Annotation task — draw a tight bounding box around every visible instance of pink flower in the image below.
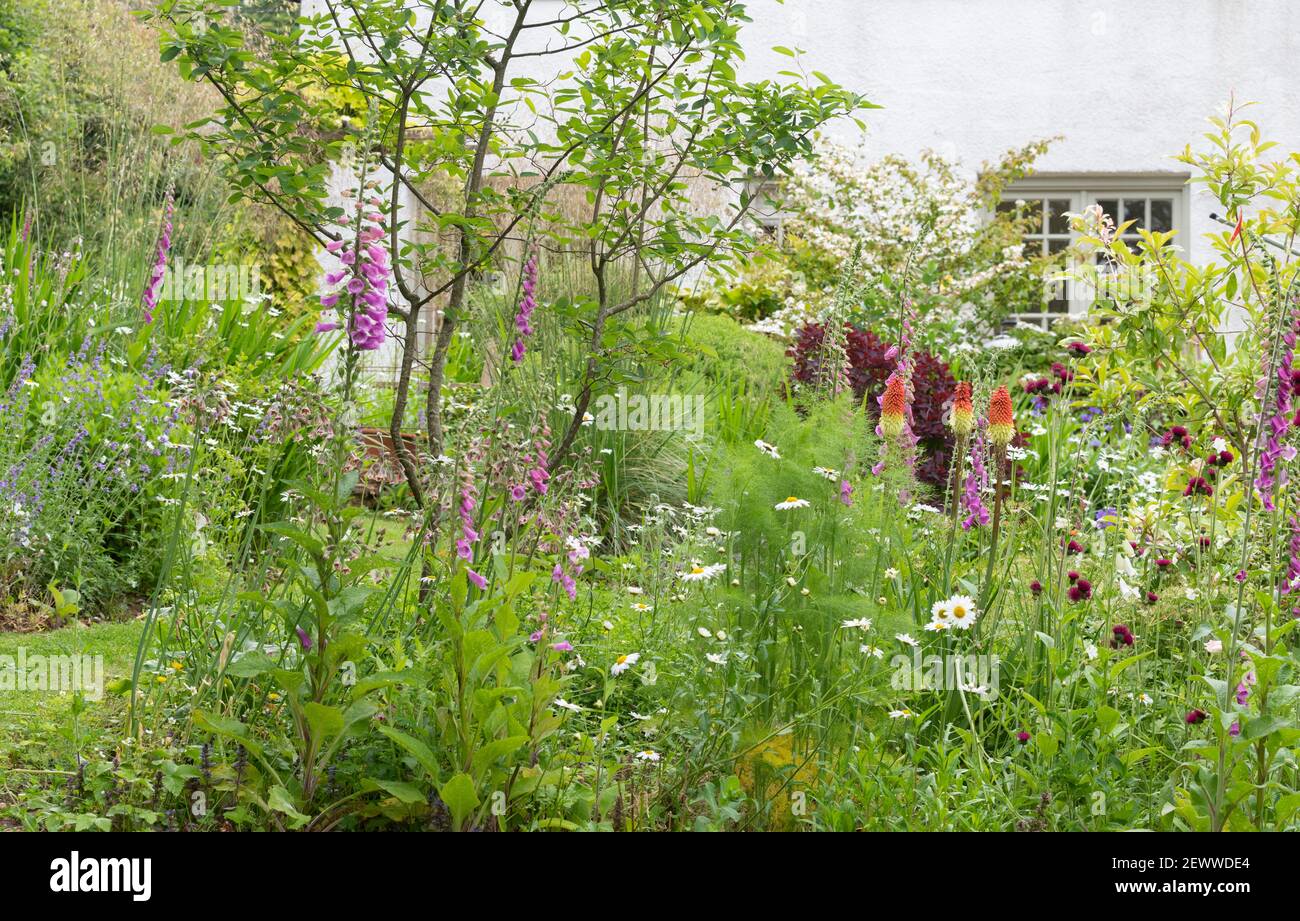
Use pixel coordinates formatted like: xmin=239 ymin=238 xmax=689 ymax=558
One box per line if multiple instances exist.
xmin=466 ymin=568 xmax=488 ymax=590
xmin=511 ymin=252 xmax=539 ymax=364
xmin=141 ymin=189 xmax=175 ymax=324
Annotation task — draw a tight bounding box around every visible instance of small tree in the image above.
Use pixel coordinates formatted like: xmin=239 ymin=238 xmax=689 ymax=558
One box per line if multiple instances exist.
xmin=145 ymin=0 xmax=867 ymax=501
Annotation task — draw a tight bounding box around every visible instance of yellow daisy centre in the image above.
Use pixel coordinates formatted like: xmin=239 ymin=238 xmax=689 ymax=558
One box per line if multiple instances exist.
xmin=785 ymin=496 xmax=798 ymax=503
xmin=616 ymin=655 xmax=628 ymax=665
xmin=952 ymin=604 xmax=968 ymax=620
xmin=691 ymin=566 xmax=705 ymax=574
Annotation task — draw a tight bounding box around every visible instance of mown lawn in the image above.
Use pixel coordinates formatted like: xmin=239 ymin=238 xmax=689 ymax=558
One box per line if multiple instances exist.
xmin=0 ymin=620 xmax=144 ymax=826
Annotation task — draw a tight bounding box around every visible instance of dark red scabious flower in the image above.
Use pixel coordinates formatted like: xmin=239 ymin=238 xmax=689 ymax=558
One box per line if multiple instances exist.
xmin=1024 ymin=377 xmax=1052 ymax=395
xmin=1183 ymin=476 xmax=1213 ymax=497
xmin=1068 ymin=578 xmax=1093 ymax=603
xmin=1067 ymin=570 xmax=1079 ymax=583
xmin=1066 ymin=342 xmax=1092 ymax=356
xmin=1016 ymin=731 xmax=1031 ymax=744
xmin=1217 ymin=450 xmax=1234 ymax=466
xmin=1065 ymin=539 xmax=1084 ymax=555
xmin=1197 ymin=536 xmax=1212 ymax=549
xmin=1155 ymin=558 xmax=1172 ymax=570
xmin=1161 ymin=425 xmax=1193 ymax=451
xmin=1185 ymin=709 xmax=1207 ymax=725
xmin=1111 ymin=623 xmax=1133 ymax=647
xmin=1129 ymin=541 xmax=1145 ymax=557
xmin=1051 ymin=361 xmax=1073 ymax=385
xmin=1030 ymin=579 xmax=1043 ymax=596
xmin=1145 ymin=591 xmax=1159 ymax=604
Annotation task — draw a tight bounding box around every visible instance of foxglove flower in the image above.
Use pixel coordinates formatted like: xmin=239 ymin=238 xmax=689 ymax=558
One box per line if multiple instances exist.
xmin=1255 ymin=306 xmax=1299 ymax=509
xmin=141 ymin=189 xmax=174 ymax=324
xmin=320 ymin=185 xmax=391 ymax=350
xmin=511 ymin=252 xmax=539 ymax=364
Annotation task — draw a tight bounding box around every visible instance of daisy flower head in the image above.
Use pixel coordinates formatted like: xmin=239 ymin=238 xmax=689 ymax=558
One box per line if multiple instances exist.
xmin=841 ymin=617 xmax=873 ymax=631
xmin=611 ymin=652 xmax=641 ymax=676
xmin=812 ymin=466 xmax=839 ymax=481
xmin=896 ymin=633 xmax=918 ymax=647
xmin=636 ymin=750 xmax=661 ymax=762
xmin=775 ymin=496 xmax=810 ymax=510
xmin=680 ymin=563 xmax=725 ymax=583
xmin=942 ymin=594 xmax=978 ymax=630
xmin=754 ymin=439 xmax=781 ymax=459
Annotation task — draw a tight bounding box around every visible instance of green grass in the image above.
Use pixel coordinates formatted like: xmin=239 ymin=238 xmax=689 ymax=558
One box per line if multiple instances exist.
xmin=0 ymin=620 xmax=144 ymax=793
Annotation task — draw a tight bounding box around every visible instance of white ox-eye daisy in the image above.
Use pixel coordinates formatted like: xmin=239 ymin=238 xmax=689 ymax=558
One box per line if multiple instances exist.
xmin=610 ymin=652 xmax=641 ymax=676
xmin=939 ymin=594 xmax=978 ymax=630
xmin=775 ymin=496 xmax=810 ymax=510
xmin=680 ymin=563 xmax=725 ymax=583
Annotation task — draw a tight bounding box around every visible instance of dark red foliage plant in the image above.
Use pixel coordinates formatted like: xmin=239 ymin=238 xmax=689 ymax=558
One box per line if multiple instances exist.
xmin=788 ymin=322 xmax=957 ymax=488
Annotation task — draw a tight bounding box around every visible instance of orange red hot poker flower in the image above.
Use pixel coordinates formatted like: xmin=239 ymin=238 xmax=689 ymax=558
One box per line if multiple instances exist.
xmin=950 ymin=381 xmax=974 ymax=437
xmin=880 ymin=373 xmax=907 ymax=440
xmin=988 ymin=385 xmax=1015 ymax=447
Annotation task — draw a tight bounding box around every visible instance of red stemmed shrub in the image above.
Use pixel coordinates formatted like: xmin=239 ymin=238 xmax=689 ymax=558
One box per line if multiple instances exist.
xmin=788 ymin=322 xmax=957 ymax=488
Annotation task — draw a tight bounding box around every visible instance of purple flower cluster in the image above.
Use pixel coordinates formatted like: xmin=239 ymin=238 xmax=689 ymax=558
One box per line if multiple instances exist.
xmin=1282 ymin=516 xmax=1300 ymax=597
xmin=456 ymin=480 xmax=479 ymax=560
xmin=0 ymin=343 xmax=187 ymax=600
xmin=511 ymin=252 xmax=539 ymax=364
xmin=961 ymin=432 xmax=989 ymax=530
xmin=321 ymin=189 xmax=391 ymax=350
xmin=1256 ymin=307 xmax=1299 ymax=510
xmin=551 ymin=537 xmax=588 ymax=602
xmin=141 ymin=189 xmax=174 ymax=324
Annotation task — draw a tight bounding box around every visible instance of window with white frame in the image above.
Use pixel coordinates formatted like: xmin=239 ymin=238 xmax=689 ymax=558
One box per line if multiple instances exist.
xmin=997 ymin=175 xmax=1189 ymax=328
xmin=745 ymin=177 xmax=787 ymax=246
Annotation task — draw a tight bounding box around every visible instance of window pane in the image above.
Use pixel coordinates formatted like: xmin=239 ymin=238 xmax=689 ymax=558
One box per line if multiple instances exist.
xmin=1150 ymin=198 xmax=1173 ymax=232
xmin=1047 ymin=239 xmax=1069 ymax=307
xmin=1021 ymin=238 xmax=1044 ymax=257
xmin=1096 ymin=198 xmax=1119 ymax=223
xmin=1123 ymin=199 xmax=1146 ymax=229
xmin=1048 ymin=199 xmax=1071 ymax=234
xmin=1022 ymin=199 xmax=1044 ymax=234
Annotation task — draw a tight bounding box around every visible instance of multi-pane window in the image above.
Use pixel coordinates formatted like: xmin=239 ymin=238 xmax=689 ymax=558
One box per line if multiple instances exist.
xmin=996 ymin=197 xmax=1073 ymax=319
xmin=997 ymin=178 xmax=1187 ymax=328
